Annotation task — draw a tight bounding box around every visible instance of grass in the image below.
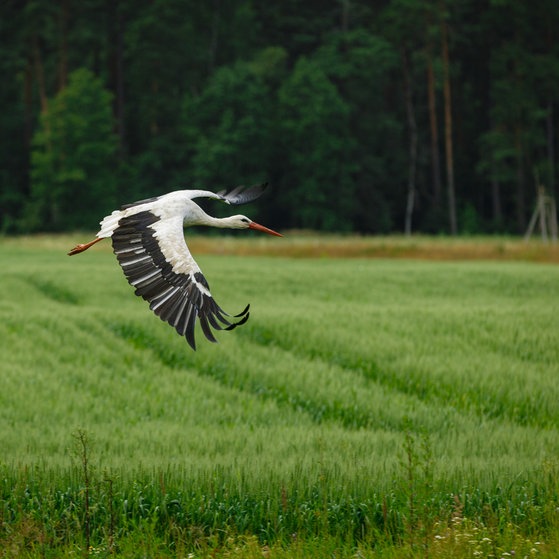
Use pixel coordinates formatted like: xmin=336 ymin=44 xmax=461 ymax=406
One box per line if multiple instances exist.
xmin=1 ymin=234 xmax=559 ymax=557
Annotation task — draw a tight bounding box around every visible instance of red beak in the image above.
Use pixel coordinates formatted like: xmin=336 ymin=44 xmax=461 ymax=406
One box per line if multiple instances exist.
xmin=248 ymin=221 xmax=283 ymax=237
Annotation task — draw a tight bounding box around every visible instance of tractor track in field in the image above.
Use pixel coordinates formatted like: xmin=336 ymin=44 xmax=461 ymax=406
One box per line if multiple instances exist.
xmin=105 ymin=318 xmax=406 ymax=432
xmin=104 ymin=316 xmax=555 ymax=436
xmin=240 ymin=323 xmax=558 ymax=430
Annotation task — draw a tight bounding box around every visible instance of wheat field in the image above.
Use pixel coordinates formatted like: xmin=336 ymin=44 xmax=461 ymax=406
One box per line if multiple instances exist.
xmin=1 ymin=234 xmax=558 ymax=557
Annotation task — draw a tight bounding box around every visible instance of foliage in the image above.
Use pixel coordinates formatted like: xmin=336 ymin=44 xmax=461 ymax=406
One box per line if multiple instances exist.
xmin=314 ymin=30 xmax=402 ymax=232
xmin=1 ymin=236 xmax=559 ymax=554
xmin=181 ymin=56 xmax=278 ymax=190
xmin=26 ymin=68 xmax=117 ymax=231
xmin=278 ymin=57 xmax=355 ymax=230
xmin=2 ymin=1 xmax=559 ymax=234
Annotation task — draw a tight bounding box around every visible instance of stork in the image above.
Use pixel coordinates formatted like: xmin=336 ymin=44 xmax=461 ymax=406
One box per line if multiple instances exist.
xmin=68 ymin=183 xmax=281 ymax=349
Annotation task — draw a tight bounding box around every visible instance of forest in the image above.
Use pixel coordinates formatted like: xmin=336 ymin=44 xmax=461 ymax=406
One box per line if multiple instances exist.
xmin=1 ymin=0 xmax=558 ymax=235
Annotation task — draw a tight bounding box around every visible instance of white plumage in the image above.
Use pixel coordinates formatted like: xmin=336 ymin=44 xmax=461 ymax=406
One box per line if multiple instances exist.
xmin=68 ymin=183 xmax=281 ymax=349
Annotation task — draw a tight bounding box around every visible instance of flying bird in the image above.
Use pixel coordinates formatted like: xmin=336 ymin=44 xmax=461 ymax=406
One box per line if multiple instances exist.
xmin=68 ymin=183 xmax=282 ymax=349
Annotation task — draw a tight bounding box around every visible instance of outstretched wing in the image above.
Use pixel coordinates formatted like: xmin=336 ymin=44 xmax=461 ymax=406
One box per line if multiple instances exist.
xmin=217 ymin=182 xmax=269 ymax=206
xmin=111 ymin=210 xmax=249 ymax=350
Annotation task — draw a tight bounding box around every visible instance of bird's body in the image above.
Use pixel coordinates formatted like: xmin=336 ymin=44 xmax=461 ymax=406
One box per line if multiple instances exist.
xmin=69 ymin=183 xmax=281 ymax=349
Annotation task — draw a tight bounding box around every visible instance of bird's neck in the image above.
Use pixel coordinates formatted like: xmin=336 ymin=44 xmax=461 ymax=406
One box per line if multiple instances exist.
xmin=195 ymin=213 xmax=237 ymax=229
xmin=211 ymin=215 xmax=237 ymax=229
xmin=183 ymin=205 xmax=234 ymax=229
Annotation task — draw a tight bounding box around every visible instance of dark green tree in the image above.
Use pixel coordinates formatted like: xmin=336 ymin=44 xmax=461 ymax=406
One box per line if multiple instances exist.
xmin=180 ymin=49 xmax=285 ymax=192
xmin=27 ymin=68 xmax=117 ymax=231
xmin=477 ymin=0 xmax=557 ymax=232
xmin=125 ymin=0 xmax=259 ymax=198
xmin=0 ymin=1 xmax=28 ymax=232
xmin=1 ymin=0 xmax=559 ymax=234
xmin=278 ymin=57 xmax=355 ymax=231
xmin=312 ymin=29 xmax=401 ymax=232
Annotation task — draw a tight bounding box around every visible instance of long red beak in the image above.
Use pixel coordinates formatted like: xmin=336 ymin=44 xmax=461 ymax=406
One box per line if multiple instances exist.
xmin=248 ymin=221 xmax=283 ymax=237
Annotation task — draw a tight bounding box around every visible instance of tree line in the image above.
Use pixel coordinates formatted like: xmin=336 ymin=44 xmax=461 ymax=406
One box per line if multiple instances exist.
xmin=1 ymin=0 xmax=558 ymax=235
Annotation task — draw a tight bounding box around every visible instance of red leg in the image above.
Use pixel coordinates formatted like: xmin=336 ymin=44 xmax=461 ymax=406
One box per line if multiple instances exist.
xmin=68 ymin=237 xmax=103 ymax=256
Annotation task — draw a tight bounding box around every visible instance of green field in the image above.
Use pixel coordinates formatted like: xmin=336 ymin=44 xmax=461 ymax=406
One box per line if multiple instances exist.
xmin=1 ymin=235 xmax=559 ymax=557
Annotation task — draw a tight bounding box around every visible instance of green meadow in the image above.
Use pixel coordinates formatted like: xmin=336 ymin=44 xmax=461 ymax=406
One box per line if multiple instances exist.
xmin=1 ymin=235 xmax=559 ymax=557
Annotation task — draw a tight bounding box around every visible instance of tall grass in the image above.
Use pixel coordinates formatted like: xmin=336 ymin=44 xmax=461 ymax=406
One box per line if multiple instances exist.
xmin=1 ymin=235 xmax=558 ymax=556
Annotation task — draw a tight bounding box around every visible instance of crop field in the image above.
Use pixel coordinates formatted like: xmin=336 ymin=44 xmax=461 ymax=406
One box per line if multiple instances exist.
xmin=1 ymin=235 xmax=559 ymax=557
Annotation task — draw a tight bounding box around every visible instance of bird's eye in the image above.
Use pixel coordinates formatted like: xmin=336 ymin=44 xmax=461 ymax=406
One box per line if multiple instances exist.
xmin=241 ymin=218 xmax=249 ymax=223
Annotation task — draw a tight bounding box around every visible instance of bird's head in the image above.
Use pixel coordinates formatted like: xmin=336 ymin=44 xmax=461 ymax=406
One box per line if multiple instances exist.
xmin=228 ymin=214 xmax=283 ymax=237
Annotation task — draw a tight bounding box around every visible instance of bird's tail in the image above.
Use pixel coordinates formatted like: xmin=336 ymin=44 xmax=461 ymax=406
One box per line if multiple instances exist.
xmin=97 ymin=210 xmax=123 ymax=238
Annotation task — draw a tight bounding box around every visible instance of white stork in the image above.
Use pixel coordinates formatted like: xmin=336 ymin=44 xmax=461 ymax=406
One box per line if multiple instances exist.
xmin=68 ymin=183 xmax=281 ymax=349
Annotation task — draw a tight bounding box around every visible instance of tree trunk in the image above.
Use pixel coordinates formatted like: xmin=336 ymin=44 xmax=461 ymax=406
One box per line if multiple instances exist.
xmin=402 ymin=48 xmax=417 ymax=236
xmin=150 ymin=79 xmax=159 ymax=136
xmin=441 ymin=16 xmax=457 ymax=234
xmin=491 ymin=175 xmax=502 ymax=225
xmin=33 ymin=36 xmax=48 ymax=114
xmin=515 ymin=128 xmax=526 ymax=231
xmin=341 ymin=0 xmax=350 ymax=33
xmin=58 ymin=0 xmax=69 ymax=90
xmin=546 ymin=100 xmax=555 ymax=194
xmin=489 ymin=115 xmax=503 ymax=225
xmin=209 ymin=0 xmax=220 ymax=73
xmin=23 ymin=56 xmax=34 ymax=149
xmin=108 ymin=0 xmax=127 ymax=156
xmin=427 ymin=57 xmax=442 ymax=208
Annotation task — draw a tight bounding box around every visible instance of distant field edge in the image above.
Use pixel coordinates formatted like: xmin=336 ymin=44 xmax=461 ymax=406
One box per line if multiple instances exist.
xmin=2 ymin=232 xmax=559 ymax=262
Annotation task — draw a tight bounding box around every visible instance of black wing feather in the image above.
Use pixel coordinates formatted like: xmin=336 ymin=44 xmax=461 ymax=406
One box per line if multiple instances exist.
xmin=120 ymin=196 xmax=160 ymax=210
xmin=111 ymin=210 xmax=250 ymax=349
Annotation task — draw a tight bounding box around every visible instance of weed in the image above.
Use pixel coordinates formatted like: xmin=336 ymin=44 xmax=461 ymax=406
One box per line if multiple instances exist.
xmin=72 ymin=429 xmax=92 ymax=554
